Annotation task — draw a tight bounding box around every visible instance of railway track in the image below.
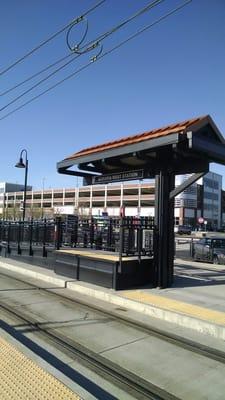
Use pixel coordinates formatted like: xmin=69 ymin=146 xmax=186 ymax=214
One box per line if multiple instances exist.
xmin=0 ymin=270 xmax=225 ymax=399
xmin=0 ymin=270 xmax=225 ymax=365
xmin=0 ymin=296 xmax=178 ymax=400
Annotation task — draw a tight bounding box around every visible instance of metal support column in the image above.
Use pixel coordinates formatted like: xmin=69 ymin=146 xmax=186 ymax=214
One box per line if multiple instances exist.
xmin=154 ymin=169 xmax=175 ymax=288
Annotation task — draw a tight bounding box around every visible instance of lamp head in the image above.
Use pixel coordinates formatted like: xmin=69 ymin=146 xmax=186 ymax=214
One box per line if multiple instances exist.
xmin=15 ymin=157 xmax=25 ymax=168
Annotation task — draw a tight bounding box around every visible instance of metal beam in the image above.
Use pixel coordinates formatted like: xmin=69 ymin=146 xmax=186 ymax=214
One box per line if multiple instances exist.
xmin=57 ymin=167 xmax=97 ymax=179
xmin=187 ymin=132 xmax=225 ymax=165
xmin=170 ymin=171 xmax=207 ymax=200
xmin=57 ymin=133 xmax=181 ymax=169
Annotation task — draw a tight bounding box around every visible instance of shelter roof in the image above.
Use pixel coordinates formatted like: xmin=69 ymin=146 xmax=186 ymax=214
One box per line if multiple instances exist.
xmin=57 ymin=115 xmax=225 ymax=184
xmin=65 ymin=116 xmax=208 ymax=161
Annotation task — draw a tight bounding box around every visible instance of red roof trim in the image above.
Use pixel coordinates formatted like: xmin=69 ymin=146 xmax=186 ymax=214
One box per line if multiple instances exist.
xmin=65 ymin=116 xmax=208 ymax=161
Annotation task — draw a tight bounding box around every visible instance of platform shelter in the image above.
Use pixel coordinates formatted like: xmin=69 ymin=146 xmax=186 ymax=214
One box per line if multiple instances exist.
xmin=57 ymin=115 xmax=225 ymax=288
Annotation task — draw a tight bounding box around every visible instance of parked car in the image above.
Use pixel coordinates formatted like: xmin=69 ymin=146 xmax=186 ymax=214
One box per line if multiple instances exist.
xmin=174 ymin=225 xmax=192 ymax=235
xmin=192 ymin=237 xmax=225 ymax=264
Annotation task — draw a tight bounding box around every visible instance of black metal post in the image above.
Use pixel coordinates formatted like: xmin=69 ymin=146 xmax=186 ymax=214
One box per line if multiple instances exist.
xmin=168 ymin=173 xmax=175 ymax=287
xmin=154 ymin=169 xmax=175 ymax=288
xmin=190 ymin=237 xmax=194 ymax=257
xmin=55 ymin=217 xmax=62 ymax=250
xmin=76 ymin=255 xmax=80 ymax=280
xmin=90 ymin=217 xmax=94 ymax=248
xmin=23 ymin=158 xmax=28 ymax=222
xmin=15 ymin=149 xmax=28 ymax=223
xmin=107 ymin=218 xmax=113 ymax=251
xmin=42 ymin=218 xmax=47 ymax=257
xmin=113 ymin=262 xmax=118 ymax=290
xmin=7 ymin=222 xmax=11 ymax=254
xmin=17 ymin=220 xmax=22 ymax=255
xmin=73 ymin=216 xmax=78 ymax=247
xmin=137 ymin=222 xmax=142 ymax=263
xmin=29 ymin=218 xmax=33 ymax=256
xmin=119 ymin=217 xmax=124 ymax=270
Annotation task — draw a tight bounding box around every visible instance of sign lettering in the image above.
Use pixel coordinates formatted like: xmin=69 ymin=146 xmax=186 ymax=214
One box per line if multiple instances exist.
xmin=93 ymin=169 xmax=144 ymax=184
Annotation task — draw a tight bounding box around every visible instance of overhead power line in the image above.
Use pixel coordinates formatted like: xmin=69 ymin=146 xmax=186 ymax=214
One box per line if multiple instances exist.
xmin=66 ymin=0 xmax=165 ymax=53
xmin=0 ymin=52 xmax=74 ymax=97
xmin=0 ymin=0 xmax=164 ymax=101
xmin=0 ymin=0 xmax=106 ymax=76
xmin=0 ymin=0 xmax=192 ymax=122
xmin=0 ymin=53 xmax=80 ymax=113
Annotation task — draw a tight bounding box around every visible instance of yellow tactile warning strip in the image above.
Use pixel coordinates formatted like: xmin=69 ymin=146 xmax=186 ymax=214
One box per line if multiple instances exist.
xmin=120 ymin=290 xmax=225 ymax=326
xmin=57 ymin=249 xmax=150 ymax=262
xmin=0 ymin=336 xmax=81 ymax=400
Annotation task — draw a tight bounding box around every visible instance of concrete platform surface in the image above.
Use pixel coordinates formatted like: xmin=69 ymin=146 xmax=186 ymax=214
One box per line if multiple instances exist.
xmin=1 ymin=256 xmax=225 ymax=340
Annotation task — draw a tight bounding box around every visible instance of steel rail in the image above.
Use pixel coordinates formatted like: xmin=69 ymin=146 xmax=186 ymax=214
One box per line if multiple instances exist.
xmin=0 ymin=269 xmax=225 ymax=366
xmin=0 ymin=299 xmax=178 ymax=400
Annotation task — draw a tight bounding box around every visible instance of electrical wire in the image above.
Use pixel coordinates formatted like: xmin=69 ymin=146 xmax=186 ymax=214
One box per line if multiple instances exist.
xmin=0 ymin=55 xmax=80 ymax=112
xmin=0 ymin=0 xmax=192 ymax=122
xmin=0 ymin=0 xmax=165 ymax=112
xmin=0 ymin=0 xmax=107 ymax=76
xmin=0 ymin=52 xmax=74 ymax=97
xmin=0 ymin=41 xmax=104 ymax=113
xmin=66 ymin=0 xmax=165 ymax=53
xmin=1 ymin=0 xmax=164 ymax=99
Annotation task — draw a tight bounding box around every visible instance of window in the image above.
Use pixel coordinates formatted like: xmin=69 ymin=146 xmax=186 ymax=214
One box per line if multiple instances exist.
xmin=33 ymin=194 xmax=41 ymax=199
xmin=204 ymin=204 xmax=218 ymax=212
xmin=43 ymin=202 xmax=51 ymax=208
xmin=53 ymin=192 xmax=63 ymax=199
xmin=65 ymin=191 xmax=75 ymax=198
xmin=43 ymin=193 xmax=52 ymax=199
xmin=204 ymin=192 xmax=219 ymax=201
xmin=204 ymin=178 xmax=219 ymax=190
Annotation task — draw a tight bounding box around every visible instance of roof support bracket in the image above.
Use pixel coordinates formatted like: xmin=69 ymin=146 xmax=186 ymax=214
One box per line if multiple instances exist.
xmin=170 ymin=171 xmax=207 ymax=200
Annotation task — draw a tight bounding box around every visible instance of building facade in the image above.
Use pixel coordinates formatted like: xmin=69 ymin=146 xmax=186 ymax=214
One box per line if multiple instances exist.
xmin=2 ymin=182 xmax=155 ymax=220
xmin=0 ymin=182 xmax=32 ymax=219
xmin=1 ymin=173 xmax=224 ymax=228
xmin=198 ymin=172 xmax=222 ymax=229
xmin=175 ymin=172 xmax=222 ymax=229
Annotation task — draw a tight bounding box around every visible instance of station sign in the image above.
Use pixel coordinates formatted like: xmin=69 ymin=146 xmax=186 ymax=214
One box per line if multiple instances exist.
xmin=93 ymin=169 xmax=144 ymax=184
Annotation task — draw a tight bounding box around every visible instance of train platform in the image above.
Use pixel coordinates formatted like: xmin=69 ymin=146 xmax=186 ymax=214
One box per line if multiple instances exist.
xmin=0 ymin=256 xmax=225 ymax=340
xmin=0 ymin=331 xmax=81 ymax=400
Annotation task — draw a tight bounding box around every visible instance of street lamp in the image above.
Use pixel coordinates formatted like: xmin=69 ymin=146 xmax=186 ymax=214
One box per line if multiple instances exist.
xmin=15 ymin=149 xmax=28 ymax=222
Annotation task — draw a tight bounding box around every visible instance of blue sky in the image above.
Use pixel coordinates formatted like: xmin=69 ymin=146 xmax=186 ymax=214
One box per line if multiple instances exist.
xmin=1 ymin=0 xmax=225 ymax=189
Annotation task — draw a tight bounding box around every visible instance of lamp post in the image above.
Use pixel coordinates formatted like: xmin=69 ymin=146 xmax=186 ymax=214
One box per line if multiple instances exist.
xmin=15 ymin=149 xmax=28 ymax=222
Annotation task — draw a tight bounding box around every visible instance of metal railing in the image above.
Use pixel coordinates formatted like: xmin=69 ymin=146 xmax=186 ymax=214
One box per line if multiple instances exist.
xmin=71 ymin=216 xmax=154 ymax=257
xmin=0 ymin=216 xmax=155 ymax=259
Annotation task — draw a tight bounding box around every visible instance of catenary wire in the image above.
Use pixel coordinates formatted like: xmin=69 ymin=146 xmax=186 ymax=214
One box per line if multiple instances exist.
xmin=0 ymin=55 xmax=81 ymax=113
xmin=0 ymin=0 xmax=192 ymax=122
xmin=0 ymin=0 xmax=107 ymax=76
xmin=66 ymin=0 xmax=165 ymax=53
xmin=0 ymin=0 xmax=164 ymax=104
xmin=0 ymin=38 xmax=103 ymax=113
xmin=0 ymin=53 xmax=74 ymax=97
